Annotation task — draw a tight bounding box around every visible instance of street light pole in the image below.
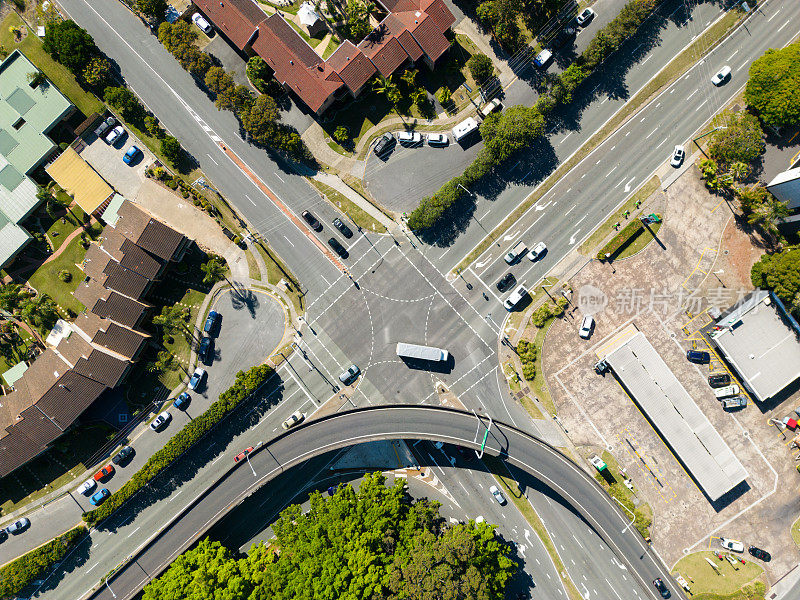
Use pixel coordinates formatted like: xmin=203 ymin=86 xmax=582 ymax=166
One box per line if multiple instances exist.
xmin=245 ymin=452 xmax=256 ymax=477
xmin=106 ymin=579 xmax=117 ymax=598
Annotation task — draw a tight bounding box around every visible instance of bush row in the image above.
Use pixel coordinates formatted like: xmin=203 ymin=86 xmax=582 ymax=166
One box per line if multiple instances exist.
xmin=596 ymin=220 xmax=643 ymax=260
xmin=0 ymin=526 xmax=85 ymax=599
xmin=516 ymin=340 xmax=537 ymax=381
xmin=408 ymin=0 xmax=666 ymax=231
xmin=530 ymin=295 xmax=568 ymax=328
xmin=83 ymin=364 xmax=275 ymax=525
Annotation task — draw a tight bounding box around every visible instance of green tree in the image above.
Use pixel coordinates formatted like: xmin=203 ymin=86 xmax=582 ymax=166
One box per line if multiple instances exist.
xmin=410 ymin=88 xmax=428 ymax=107
xmin=144 ymin=115 xmax=163 ymax=138
xmin=42 ymin=20 xmax=98 ymax=74
xmin=480 ymin=104 xmax=545 ymax=164
xmin=27 ymin=69 xmax=47 ymax=88
xmin=104 ymin=86 xmax=143 ymax=122
xmin=157 ymin=20 xmax=197 ymax=53
xmin=344 ymin=0 xmax=375 ymax=39
xmin=751 ymin=248 xmax=800 ymax=304
xmin=246 ymin=56 xmax=271 ymax=93
xmin=204 ymin=66 xmax=233 ymax=95
xmin=400 ymin=68 xmax=418 ymax=88
xmin=160 ymin=135 xmax=183 ymax=164
xmin=373 ymin=75 xmax=398 ymax=100
xmin=201 ymin=256 xmax=227 ymax=285
xmin=82 ymin=56 xmax=111 ymax=88
xmin=21 ymin=294 xmax=59 ymax=331
xmin=744 ymin=42 xmax=800 ymax=127
xmin=735 ymin=183 xmax=767 ymax=214
xmin=178 ymin=45 xmax=212 ymax=76
xmin=436 ymin=85 xmax=451 ymax=105
xmin=747 ymin=195 xmax=790 ymax=241
xmin=708 ymin=111 xmax=764 ymax=166
xmin=728 ymin=161 xmax=750 ymax=182
xmin=239 ymin=94 xmax=279 ymax=144
xmin=152 ymin=304 xmax=190 ymax=338
xmin=0 ymin=283 xmax=24 ymax=313
xmin=333 ymin=126 xmax=349 ymax=142
xmin=136 ymin=0 xmax=167 ymax=21
xmin=467 ymin=53 xmax=494 ymax=84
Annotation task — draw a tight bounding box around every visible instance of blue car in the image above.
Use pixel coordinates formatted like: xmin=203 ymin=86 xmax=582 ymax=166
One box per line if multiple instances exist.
xmin=173 ymin=392 xmax=190 ymax=410
xmin=198 ymin=336 xmax=212 ymax=361
xmin=204 ymin=310 xmax=220 ymax=334
xmin=90 ymin=488 xmax=111 ymax=506
xmin=122 ymin=145 xmax=141 ymax=165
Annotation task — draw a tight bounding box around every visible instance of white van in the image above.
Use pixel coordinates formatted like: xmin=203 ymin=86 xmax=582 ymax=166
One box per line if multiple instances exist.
xmin=504 ymin=241 xmax=527 ymax=264
xmin=480 ymin=98 xmax=503 ymax=118
xmin=533 ymin=49 xmax=552 ymax=69
xmin=452 ymin=117 xmax=479 ymax=142
xmin=504 ymin=284 xmax=528 ymax=311
xmin=714 ymin=384 xmax=740 ymax=399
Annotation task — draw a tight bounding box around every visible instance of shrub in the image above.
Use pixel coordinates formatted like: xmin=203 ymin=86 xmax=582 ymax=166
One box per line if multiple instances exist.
xmin=750 ymin=248 xmax=800 ymax=306
xmin=436 ymin=86 xmax=451 ymax=105
xmin=467 ymin=53 xmax=494 ymax=84
xmin=58 ymin=270 xmax=72 ymax=283
xmin=596 ymin=220 xmax=645 ymax=260
xmin=83 ymin=364 xmax=275 ymax=525
xmin=160 ymin=135 xmax=182 ymax=164
xmin=516 ymin=340 xmax=537 ymax=380
xmin=333 ymin=126 xmax=349 ymax=143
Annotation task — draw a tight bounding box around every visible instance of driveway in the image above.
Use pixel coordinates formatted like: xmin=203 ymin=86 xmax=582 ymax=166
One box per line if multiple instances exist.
xmin=80 ymin=126 xmax=153 ymax=199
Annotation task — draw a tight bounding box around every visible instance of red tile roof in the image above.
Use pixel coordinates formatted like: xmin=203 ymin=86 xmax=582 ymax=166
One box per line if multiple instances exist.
xmin=419 ymin=0 xmax=455 ymax=31
xmin=396 ymin=29 xmax=424 ymax=61
xmin=327 ymin=41 xmax=377 ymax=93
xmin=358 ymin=28 xmax=410 ymax=78
xmin=395 ymin=10 xmax=450 ymax=62
xmin=193 ymin=0 xmax=265 ymax=50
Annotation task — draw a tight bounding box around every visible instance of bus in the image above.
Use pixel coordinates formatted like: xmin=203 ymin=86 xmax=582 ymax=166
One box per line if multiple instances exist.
xmin=396 ymin=342 xmax=450 ymax=362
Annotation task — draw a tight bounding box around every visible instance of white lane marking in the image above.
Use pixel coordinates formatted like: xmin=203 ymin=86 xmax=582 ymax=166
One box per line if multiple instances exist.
xmin=641 ymin=55 xmax=652 ymax=65
xmin=686 ymin=88 xmax=698 ymax=100
xmin=777 ymin=20 xmax=790 ymax=32
xmin=169 ymin=490 xmax=182 ymax=502
xmin=645 ymin=127 xmax=658 ymax=139
xmin=767 ymin=10 xmax=779 ymax=21
xmin=670 ymin=88 xmax=675 ymax=94
xmin=319 ymin=272 xmax=331 ymax=286
xmin=606 ymin=165 xmax=617 ymax=178
xmin=562 ymin=132 xmax=572 ymax=142
xmin=640 ymin=116 xmax=646 ymax=122
xmin=211 ymin=455 xmax=223 ymax=465
xmin=480 ymin=209 xmax=491 ymax=220
xmin=245 ymin=194 xmax=256 ymax=206
xmin=595 ymin=159 xmax=601 ymax=164
xmin=573 ymin=214 xmax=588 ymax=227
xmin=656 ymin=137 xmax=668 ymax=148
xmin=564 ymin=205 xmax=576 ymax=216
xmin=283 ymin=235 xmax=295 ymax=247
xmin=87 ymin=563 xmax=98 ymax=573
xmin=127 ymin=526 xmax=140 ymax=538
xmin=275 ymin=173 xmax=285 ymax=183
xmin=695 ymin=99 xmax=709 ymax=112
xmin=601 ymin=97 xmax=608 ymax=104
xmin=206 ymin=153 xmax=218 ymax=165
xmin=727 ymin=49 xmax=739 ymax=60
xmin=737 ymin=60 xmax=748 ymax=71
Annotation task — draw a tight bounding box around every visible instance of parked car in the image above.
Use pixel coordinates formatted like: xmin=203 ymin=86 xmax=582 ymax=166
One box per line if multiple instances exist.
xmin=720 ymin=538 xmax=744 ymax=552
xmin=713 ymin=384 xmax=740 ymax=399
xmin=533 ymin=49 xmax=552 ymax=68
xmin=579 ymin=315 xmax=594 ymax=339
xmin=427 ymin=133 xmax=448 ymax=146
xmin=670 ymin=145 xmax=685 ymax=168
xmin=339 ymin=364 xmax=360 ymax=385
xmin=708 ymin=373 xmax=731 ymax=388
xmin=722 ymin=395 xmax=747 ymax=410
xmin=479 ymin=98 xmax=503 ymax=118
xmin=203 ymin=310 xmax=220 ymax=334
xmin=302 ymin=210 xmax=322 ymax=231
xmin=105 ymin=125 xmax=125 ymax=146
xmin=652 ymin=578 xmax=671 ymax=598
xmin=198 ymin=336 xmax=212 ymax=361
xmin=374 ymin=132 xmax=396 ymax=156
xmin=94 ymin=116 xmax=115 ymax=138
xmin=90 ymin=488 xmax=111 ymax=506
xmin=333 ymin=218 xmax=353 ymax=238
xmin=122 ymin=145 xmax=141 ymax=165
xmin=328 ymin=237 xmax=349 ymax=259
xmin=527 ymin=241 xmax=547 ymax=261
xmin=282 ymin=410 xmax=305 ymax=430
xmin=192 ymin=12 xmax=213 ymax=34
xmin=188 ymin=367 xmax=206 ymax=391
xmin=686 ymin=350 xmax=710 ymax=363
xmin=397 ymin=131 xmax=422 ymax=145
xmin=111 ymin=445 xmax=134 ymax=465
xmin=711 ymin=65 xmax=732 ymax=86
xmin=6 ymin=518 xmax=30 ymax=535
xmin=0 ymin=529 xmax=6 ymax=543
xmin=77 ymin=478 xmax=97 ymax=495
xmin=748 ymin=546 xmax=771 ymax=561
xmin=496 ymin=272 xmax=516 ymax=292
xmin=234 ymin=447 xmax=254 ymax=463
xmin=150 ymin=411 xmax=171 ymax=431
xmin=553 ymin=25 xmax=576 ymax=48
xmin=93 ymin=464 xmax=115 ymax=482
xmin=489 ymin=485 xmax=507 ymax=505
xmin=173 ymin=392 xmax=191 ymax=410
xmin=576 ymin=7 xmax=595 ymax=26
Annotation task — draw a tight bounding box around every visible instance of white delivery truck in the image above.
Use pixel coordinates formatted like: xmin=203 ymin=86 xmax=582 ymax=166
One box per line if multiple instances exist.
xmin=396 ymin=342 xmax=450 ymax=362
xmin=452 ymin=117 xmax=479 ymax=143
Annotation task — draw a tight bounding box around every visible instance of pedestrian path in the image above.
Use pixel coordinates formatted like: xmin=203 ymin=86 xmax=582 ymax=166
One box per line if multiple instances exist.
xmin=311 ymin=172 xmax=397 ymax=230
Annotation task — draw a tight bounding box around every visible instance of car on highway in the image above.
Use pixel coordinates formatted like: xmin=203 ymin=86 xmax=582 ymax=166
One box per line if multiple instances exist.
xmin=198 ymin=335 xmax=212 ymax=361
xmin=397 ymin=131 xmax=422 ymax=145
xmin=204 ymin=310 xmax=220 ymax=334
xmin=234 ymin=446 xmax=254 ymax=463
xmin=533 ymin=49 xmax=552 ymax=69
xmin=576 ymin=7 xmax=595 ymax=26
xmin=373 ymin=132 xmax=395 ymax=156
xmin=670 ymin=145 xmax=685 ymax=168
xmin=93 ymin=464 xmax=115 ymax=481
xmin=77 ymin=478 xmax=97 ymax=495
xmin=328 ymin=237 xmax=349 ymax=259
xmin=652 ymin=578 xmax=671 ymax=598
xmin=188 ymin=367 xmax=206 ymax=391
xmin=578 ymin=315 xmax=594 ymax=339
xmin=720 ymin=537 xmax=744 ymax=552
xmin=504 ymin=284 xmax=528 ymax=311
xmin=496 ymin=272 xmax=516 ymax=292
xmin=504 ymin=241 xmax=527 ymax=264
xmin=122 ymin=145 xmax=141 ymax=165
xmin=339 ymin=364 xmax=360 ymax=385
xmin=94 ymin=116 xmax=115 ymax=138
xmin=708 ymin=373 xmax=731 ymax=388
xmin=173 ymin=392 xmax=191 ymax=410
xmin=282 ymin=410 xmax=305 ymax=429
xmin=6 ymin=518 xmax=30 ymax=535
xmin=302 ymin=210 xmax=323 ymax=231
xmin=333 ymin=218 xmax=353 ymax=238
xmin=686 ymin=350 xmax=710 ymax=363
xmin=192 ymin=12 xmax=213 ymax=34
xmin=427 ymin=133 xmax=448 ymax=146
xmin=711 ymin=65 xmax=731 ymax=86
xmin=150 ymin=411 xmax=171 ymax=431
xmin=105 ymin=125 xmax=125 ymax=146
xmin=112 ymin=445 xmax=134 ymax=465
xmin=748 ymin=546 xmax=771 ymax=561
xmin=90 ymin=488 xmax=111 ymax=506
xmin=527 ymin=241 xmax=547 ymax=261
xmin=489 ymin=485 xmax=507 ymax=505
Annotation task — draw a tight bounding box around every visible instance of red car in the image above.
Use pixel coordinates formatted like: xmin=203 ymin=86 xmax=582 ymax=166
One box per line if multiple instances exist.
xmin=93 ymin=464 xmax=115 ymax=481
xmin=234 ymin=447 xmax=254 ymax=463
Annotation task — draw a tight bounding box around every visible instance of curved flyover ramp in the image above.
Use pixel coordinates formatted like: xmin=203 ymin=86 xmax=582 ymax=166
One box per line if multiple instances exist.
xmin=86 ymin=406 xmax=681 ymax=600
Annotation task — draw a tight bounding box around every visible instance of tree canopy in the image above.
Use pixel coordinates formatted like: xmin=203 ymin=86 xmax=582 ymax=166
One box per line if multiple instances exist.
xmin=42 ymin=20 xmax=98 ymax=75
xmin=468 ymin=53 xmax=494 ymax=84
xmin=745 ymin=42 xmax=800 ymax=127
xmin=143 ymin=473 xmax=515 ymax=600
xmin=708 ymin=111 xmax=764 ymax=166
xmin=751 ymin=247 xmax=800 ymax=308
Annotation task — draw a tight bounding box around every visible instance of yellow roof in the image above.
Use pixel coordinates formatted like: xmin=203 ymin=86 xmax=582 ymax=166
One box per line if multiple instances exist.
xmin=46 ymin=147 xmax=113 ymax=214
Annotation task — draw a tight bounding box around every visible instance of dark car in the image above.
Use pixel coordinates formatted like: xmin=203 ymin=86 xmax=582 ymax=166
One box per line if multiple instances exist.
xmin=173 ymin=392 xmax=190 ymax=410
xmin=204 ymin=310 xmax=220 ymax=334
xmin=652 ymin=578 xmax=671 ymax=599
xmin=686 ymin=350 xmax=710 ymax=363
xmin=333 ymin=218 xmax=353 ymax=238
xmin=553 ymin=25 xmax=576 ymax=48
xmin=0 ymin=529 xmax=7 ymax=543
xmin=111 ymin=445 xmax=134 ymax=466
xmin=328 ymin=237 xmax=349 ymax=259
xmin=302 ymin=210 xmax=322 ymax=231
xmin=6 ymin=518 xmax=30 ymax=535
xmin=496 ymin=273 xmax=516 ymax=292
xmin=373 ymin=132 xmax=395 ymax=156
xmin=708 ymin=373 xmax=731 ymax=388
xmin=198 ymin=336 xmax=212 ymax=361
xmin=748 ymin=546 xmax=771 ymax=561
xmin=94 ymin=116 xmax=115 ymax=138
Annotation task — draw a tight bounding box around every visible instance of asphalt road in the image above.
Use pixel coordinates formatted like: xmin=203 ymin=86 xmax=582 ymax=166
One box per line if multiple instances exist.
xmin=79 ymin=406 xmax=682 ymax=600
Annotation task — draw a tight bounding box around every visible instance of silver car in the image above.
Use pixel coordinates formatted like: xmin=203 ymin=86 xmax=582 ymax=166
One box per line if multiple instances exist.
xmin=489 ymin=485 xmax=507 ymax=505
xmin=6 ymin=518 xmax=30 ymax=534
xmin=711 ymin=66 xmax=731 ymax=86
xmin=670 ymin=145 xmax=685 ymax=168
xmin=77 ymin=478 xmax=97 ymax=495
xmin=282 ymin=411 xmax=305 ymax=430
xmin=105 ymin=125 xmax=125 ymax=146
xmin=150 ymin=411 xmax=171 ymax=431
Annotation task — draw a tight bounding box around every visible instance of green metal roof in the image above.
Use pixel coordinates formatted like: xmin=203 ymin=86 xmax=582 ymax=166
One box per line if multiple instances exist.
xmin=2 ymin=360 xmax=29 ymax=389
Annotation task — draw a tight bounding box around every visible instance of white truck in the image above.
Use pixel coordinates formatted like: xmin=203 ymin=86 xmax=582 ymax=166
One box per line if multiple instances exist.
xmin=452 ymin=117 xmax=479 ymax=143
xmin=396 ymin=342 xmax=450 ymax=362
xmin=504 ymin=240 xmax=527 ymax=264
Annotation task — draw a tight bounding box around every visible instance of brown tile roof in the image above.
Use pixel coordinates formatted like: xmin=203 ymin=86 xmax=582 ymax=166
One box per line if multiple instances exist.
xmin=396 ymin=29 xmax=424 ymax=61
xmin=72 ymin=312 xmax=149 ymax=360
xmin=115 ymin=201 xmax=187 ymax=263
xmin=56 ymin=334 xmax=132 ymax=388
xmin=193 ymin=0 xmax=265 ymax=50
xmin=377 ymin=0 xmax=420 ymax=12
xmin=99 ymin=230 xmax=164 ymax=280
xmin=360 ymin=34 xmax=409 ymax=77
xmin=396 ymin=10 xmax=450 ymax=62
xmin=419 ymin=0 xmax=455 ymax=31
xmin=0 ymin=428 xmax=49 ymax=478
xmin=327 ymin=41 xmax=377 ymax=93
xmin=82 ymin=244 xmax=151 ymax=301
xmin=10 ymin=349 xmax=71 ymax=410
xmin=74 ymin=281 xmax=150 ymax=329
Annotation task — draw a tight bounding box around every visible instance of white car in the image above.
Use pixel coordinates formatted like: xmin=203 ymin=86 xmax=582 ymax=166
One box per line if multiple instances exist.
xmin=489 ymin=485 xmax=507 ymax=505
xmin=77 ymin=478 xmax=97 ymax=495
xmin=282 ymin=410 xmax=305 ymax=430
xmin=188 ymin=367 xmax=206 ymax=391
xmin=670 ymin=145 xmax=685 ymax=167
xmin=576 ymin=7 xmax=595 ymax=26
xmin=150 ymin=411 xmax=171 ymax=431
xmin=105 ymin=125 xmax=124 ymax=146
xmin=427 ymin=133 xmax=448 ymax=146
xmin=192 ymin=13 xmax=213 ymax=34
xmin=720 ymin=537 xmax=744 ymax=553
xmin=527 ymin=241 xmax=547 ymax=260
xmin=579 ymin=315 xmax=594 ymax=339
xmin=533 ymin=49 xmax=552 ymax=69
xmin=711 ymin=66 xmax=731 ymax=86
xmin=397 ymin=131 xmax=422 ymax=145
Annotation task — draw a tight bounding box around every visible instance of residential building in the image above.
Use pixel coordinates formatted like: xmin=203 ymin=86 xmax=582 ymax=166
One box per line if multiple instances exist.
xmin=766 ymin=167 xmax=800 ymax=211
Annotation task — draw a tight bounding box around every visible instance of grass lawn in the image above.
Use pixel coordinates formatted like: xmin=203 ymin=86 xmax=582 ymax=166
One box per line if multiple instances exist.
xmin=671 ymin=551 xmax=765 ymax=600
xmin=42 ymin=204 xmax=88 ymax=252
xmin=528 ymin=316 xmax=558 ymax=416
xmin=322 ymin=36 xmax=341 ymax=59
xmin=245 ymin=248 xmax=261 ymax=280
xmin=306 ymin=178 xmax=387 ymax=233
xmin=0 ymin=326 xmax=35 ymax=376
xmin=255 ymin=243 xmax=304 ymax=315
xmin=615 ymin=220 xmax=662 ymax=259
xmin=595 ymin=450 xmax=653 ymax=538
xmin=792 ymin=514 xmax=800 ymax=547
xmin=0 ymin=12 xmax=104 ymax=117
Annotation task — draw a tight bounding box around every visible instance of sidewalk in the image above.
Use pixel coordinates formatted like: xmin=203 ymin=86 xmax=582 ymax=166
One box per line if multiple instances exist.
xmin=311 ymin=172 xmax=397 ymax=230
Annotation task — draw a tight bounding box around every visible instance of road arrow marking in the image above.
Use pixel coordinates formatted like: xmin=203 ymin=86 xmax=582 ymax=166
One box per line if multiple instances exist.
xmin=624 ymin=177 xmax=636 ymax=192
xmin=503 ymin=230 xmax=520 ymax=242
xmin=475 ymin=257 xmax=491 ymax=269
xmin=535 ymin=200 xmax=552 ymax=211
xmin=569 ymin=229 xmax=581 ymax=245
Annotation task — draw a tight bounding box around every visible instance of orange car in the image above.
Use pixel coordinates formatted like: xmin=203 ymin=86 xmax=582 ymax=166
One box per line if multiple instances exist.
xmin=93 ymin=464 xmax=115 ymax=481
xmin=234 ymin=447 xmax=254 ymax=463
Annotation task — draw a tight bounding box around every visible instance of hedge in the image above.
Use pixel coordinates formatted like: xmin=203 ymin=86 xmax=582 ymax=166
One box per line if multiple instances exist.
xmin=596 ymin=220 xmax=644 ymax=260
xmin=516 ymin=340 xmax=537 ymax=381
xmin=529 ymin=296 xmax=568 ymax=328
xmin=83 ymin=364 xmax=275 ymax=525
xmin=0 ymin=526 xmax=85 ymax=599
